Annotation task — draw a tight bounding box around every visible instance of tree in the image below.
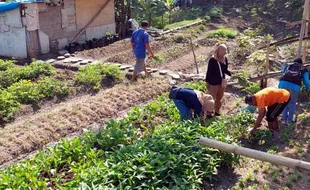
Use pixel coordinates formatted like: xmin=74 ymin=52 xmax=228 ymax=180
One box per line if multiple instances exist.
xmin=135 ymin=0 xmax=166 ymax=25
xmin=115 ymin=0 xmax=131 ymax=38
xmin=166 ymin=0 xmax=176 ymax=24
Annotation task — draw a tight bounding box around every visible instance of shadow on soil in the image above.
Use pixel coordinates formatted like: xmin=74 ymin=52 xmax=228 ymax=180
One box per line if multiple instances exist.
xmin=203 ymin=165 xmax=240 ymax=189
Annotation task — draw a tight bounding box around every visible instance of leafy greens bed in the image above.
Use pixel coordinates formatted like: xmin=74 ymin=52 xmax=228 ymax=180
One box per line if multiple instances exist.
xmin=0 ymin=88 xmax=255 ymax=189
xmin=0 ymin=61 xmax=123 ymax=124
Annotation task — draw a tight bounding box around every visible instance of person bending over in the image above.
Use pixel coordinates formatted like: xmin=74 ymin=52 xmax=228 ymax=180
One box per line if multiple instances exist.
xmin=245 ymin=87 xmax=290 ymax=135
xmin=169 ymin=86 xmax=214 ymax=124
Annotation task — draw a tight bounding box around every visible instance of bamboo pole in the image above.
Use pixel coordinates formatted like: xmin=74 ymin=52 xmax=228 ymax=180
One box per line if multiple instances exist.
xmin=297 ymin=0 xmax=310 ymax=57
xmin=259 ymin=36 xmax=310 ymax=50
xmin=199 ymin=137 xmax=310 ymax=170
xmin=194 ymin=64 xmax=310 ymax=84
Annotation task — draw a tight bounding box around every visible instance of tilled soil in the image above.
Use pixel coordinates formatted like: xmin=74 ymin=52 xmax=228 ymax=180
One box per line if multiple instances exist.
xmin=0 ymin=78 xmax=170 ymax=167
xmin=76 ymin=39 xmax=131 ymax=60
xmin=105 ymin=37 xmax=178 ymax=64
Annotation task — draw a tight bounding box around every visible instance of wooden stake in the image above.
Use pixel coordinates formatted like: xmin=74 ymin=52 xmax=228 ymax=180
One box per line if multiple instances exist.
xmin=199 ymin=137 xmax=310 ymax=171
xmin=190 ymin=34 xmax=199 ymax=74
xmin=264 ymin=42 xmax=270 ymax=88
xmin=297 ymin=0 xmax=310 ymax=57
xmin=303 ymin=6 xmax=310 ymax=63
xmin=296 ymin=1 xmax=310 ymax=125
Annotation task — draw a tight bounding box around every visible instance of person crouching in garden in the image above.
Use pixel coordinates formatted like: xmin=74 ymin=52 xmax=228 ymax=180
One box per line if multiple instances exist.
xmin=205 ymin=44 xmax=232 ymax=116
xmin=245 ymin=87 xmax=291 ymax=136
xmin=169 ymin=86 xmax=215 ymax=125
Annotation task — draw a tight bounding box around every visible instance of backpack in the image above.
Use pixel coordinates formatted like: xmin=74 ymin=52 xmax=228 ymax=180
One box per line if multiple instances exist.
xmin=280 ymin=62 xmax=302 ymax=86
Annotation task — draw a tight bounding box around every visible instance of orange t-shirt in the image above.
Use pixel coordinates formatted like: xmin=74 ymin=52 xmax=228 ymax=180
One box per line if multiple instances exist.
xmin=254 ymin=87 xmax=290 ymax=109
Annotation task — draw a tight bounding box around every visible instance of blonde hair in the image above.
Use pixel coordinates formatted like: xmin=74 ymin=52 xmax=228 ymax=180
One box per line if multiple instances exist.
xmin=195 ymin=90 xmax=214 ymax=113
xmin=214 ymin=44 xmax=227 ymax=62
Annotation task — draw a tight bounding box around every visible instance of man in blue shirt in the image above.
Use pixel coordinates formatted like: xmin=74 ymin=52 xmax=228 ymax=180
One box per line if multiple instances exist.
xmin=278 ymin=58 xmax=310 ymax=124
xmin=130 ymin=21 xmax=155 ymax=81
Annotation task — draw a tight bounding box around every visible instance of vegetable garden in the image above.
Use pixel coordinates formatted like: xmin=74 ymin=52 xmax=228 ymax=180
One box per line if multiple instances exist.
xmin=0 ymin=90 xmax=255 ymax=189
xmin=1 ymin=0 xmax=310 ymax=189
xmin=0 ymin=60 xmax=122 ymax=124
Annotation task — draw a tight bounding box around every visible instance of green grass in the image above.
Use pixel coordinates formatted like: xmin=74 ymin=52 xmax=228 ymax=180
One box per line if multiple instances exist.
xmin=205 ymin=28 xmax=238 ymax=38
xmin=164 ymin=18 xmax=201 ymax=31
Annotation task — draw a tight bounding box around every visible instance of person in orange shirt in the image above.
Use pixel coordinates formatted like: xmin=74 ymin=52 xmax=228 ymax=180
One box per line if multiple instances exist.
xmin=245 ymin=87 xmax=291 ymax=135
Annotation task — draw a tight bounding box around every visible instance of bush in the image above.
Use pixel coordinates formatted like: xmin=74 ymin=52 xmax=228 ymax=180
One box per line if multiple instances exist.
xmin=0 ymin=61 xmax=54 ymax=88
xmin=173 ymin=7 xmax=204 ymax=22
xmin=0 ymin=77 xmax=69 ymax=123
xmin=199 ymin=24 xmax=205 ymax=31
xmin=208 ymin=7 xmax=223 ymax=18
xmin=75 ymin=64 xmax=103 ymax=91
xmin=75 ymin=63 xmax=122 ymax=91
xmin=206 ymin=28 xmax=238 ymax=39
xmin=234 ymin=72 xmax=261 ymax=94
xmin=8 ymin=80 xmax=42 ymax=104
xmin=101 ymin=64 xmax=122 ymax=79
xmin=0 ymin=69 xmax=21 ymax=88
xmin=175 ymin=34 xmax=184 ymax=43
xmin=37 ymin=77 xmax=69 ymax=98
xmin=25 ymin=61 xmax=55 ymax=78
xmin=0 ymin=90 xmax=20 ymax=123
xmin=0 ymin=60 xmax=14 ymax=71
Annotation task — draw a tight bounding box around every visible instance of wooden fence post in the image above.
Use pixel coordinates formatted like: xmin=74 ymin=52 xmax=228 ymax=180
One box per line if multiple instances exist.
xmin=297 ymin=0 xmax=310 ymax=57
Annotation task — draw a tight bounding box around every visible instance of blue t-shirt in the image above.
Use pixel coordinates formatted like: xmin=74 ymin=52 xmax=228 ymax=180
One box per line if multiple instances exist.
xmin=176 ymin=88 xmax=202 ymax=118
xmin=131 ymin=29 xmax=149 ymax=58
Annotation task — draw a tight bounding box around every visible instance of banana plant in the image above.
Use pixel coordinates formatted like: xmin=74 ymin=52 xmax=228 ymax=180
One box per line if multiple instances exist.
xmin=166 ymin=0 xmax=176 ymax=23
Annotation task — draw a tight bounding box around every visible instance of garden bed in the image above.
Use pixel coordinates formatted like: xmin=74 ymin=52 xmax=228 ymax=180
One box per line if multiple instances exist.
xmin=0 ymin=61 xmax=123 ymax=126
xmin=0 ymin=85 xmax=255 ymax=189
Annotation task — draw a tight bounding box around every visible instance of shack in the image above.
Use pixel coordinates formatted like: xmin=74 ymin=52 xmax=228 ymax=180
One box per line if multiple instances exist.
xmin=0 ymin=0 xmax=116 ymax=59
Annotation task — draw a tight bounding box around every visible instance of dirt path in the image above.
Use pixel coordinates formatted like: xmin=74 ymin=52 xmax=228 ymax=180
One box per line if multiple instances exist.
xmin=0 ymin=78 xmax=170 ymax=167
